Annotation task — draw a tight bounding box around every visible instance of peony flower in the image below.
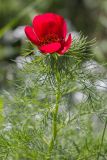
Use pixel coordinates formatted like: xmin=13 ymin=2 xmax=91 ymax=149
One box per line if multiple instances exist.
xmin=25 ymin=13 xmax=72 ymax=55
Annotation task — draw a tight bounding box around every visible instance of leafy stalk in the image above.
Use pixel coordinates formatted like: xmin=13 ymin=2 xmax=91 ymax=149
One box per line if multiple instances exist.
xmin=97 ymin=119 xmax=107 ymax=160
xmin=47 ymin=55 xmax=61 ymax=159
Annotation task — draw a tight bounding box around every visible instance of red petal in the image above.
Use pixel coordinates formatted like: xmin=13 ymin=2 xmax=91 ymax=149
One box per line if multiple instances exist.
xmin=24 ymin=26 xmax=39 ymax=45
xmin=39 ymin=42 xmax=61 ymax=54
xmin=58 ymin=34 xmax=72 ymax=55
xmin=33 ymin=13 xmax=67 ymax=39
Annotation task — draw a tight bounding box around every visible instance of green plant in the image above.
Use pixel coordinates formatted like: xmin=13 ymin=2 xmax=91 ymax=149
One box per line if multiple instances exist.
xmin=0 ymin=34 xmax=107 ymax=160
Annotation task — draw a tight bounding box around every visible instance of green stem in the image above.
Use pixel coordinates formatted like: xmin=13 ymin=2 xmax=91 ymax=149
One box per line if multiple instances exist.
xmin=53 ymin=90 xmax=60 ymax=141
xmin=47 ymin=57 xmax=61 ymax=159
xmin=97 ymin=119 xmax=107 ymax=160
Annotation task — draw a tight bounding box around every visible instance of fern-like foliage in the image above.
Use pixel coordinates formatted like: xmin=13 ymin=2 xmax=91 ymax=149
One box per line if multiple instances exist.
xmin=0 ymin=34 xmax=107 ymax=160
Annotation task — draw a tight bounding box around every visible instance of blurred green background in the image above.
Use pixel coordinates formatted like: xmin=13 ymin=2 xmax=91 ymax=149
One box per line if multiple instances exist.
xmin=0 ymin=0 xmax=107 ymax=89
xmin=0 ymin=1 xmax=107 ymax=159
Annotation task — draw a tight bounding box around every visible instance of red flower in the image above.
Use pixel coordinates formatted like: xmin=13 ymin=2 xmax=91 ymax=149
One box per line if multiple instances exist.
xmin=25 ymin=13 xmax=72 ymax=55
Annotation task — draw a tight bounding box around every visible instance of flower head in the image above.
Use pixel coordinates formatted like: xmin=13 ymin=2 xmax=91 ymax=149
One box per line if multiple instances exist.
xmin=25 ymin=13 xmax=72 ymax=55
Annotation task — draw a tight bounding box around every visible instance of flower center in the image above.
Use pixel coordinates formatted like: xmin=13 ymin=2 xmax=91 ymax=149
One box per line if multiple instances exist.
xmin=39 ymin=33 xmax=61 ymax=46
